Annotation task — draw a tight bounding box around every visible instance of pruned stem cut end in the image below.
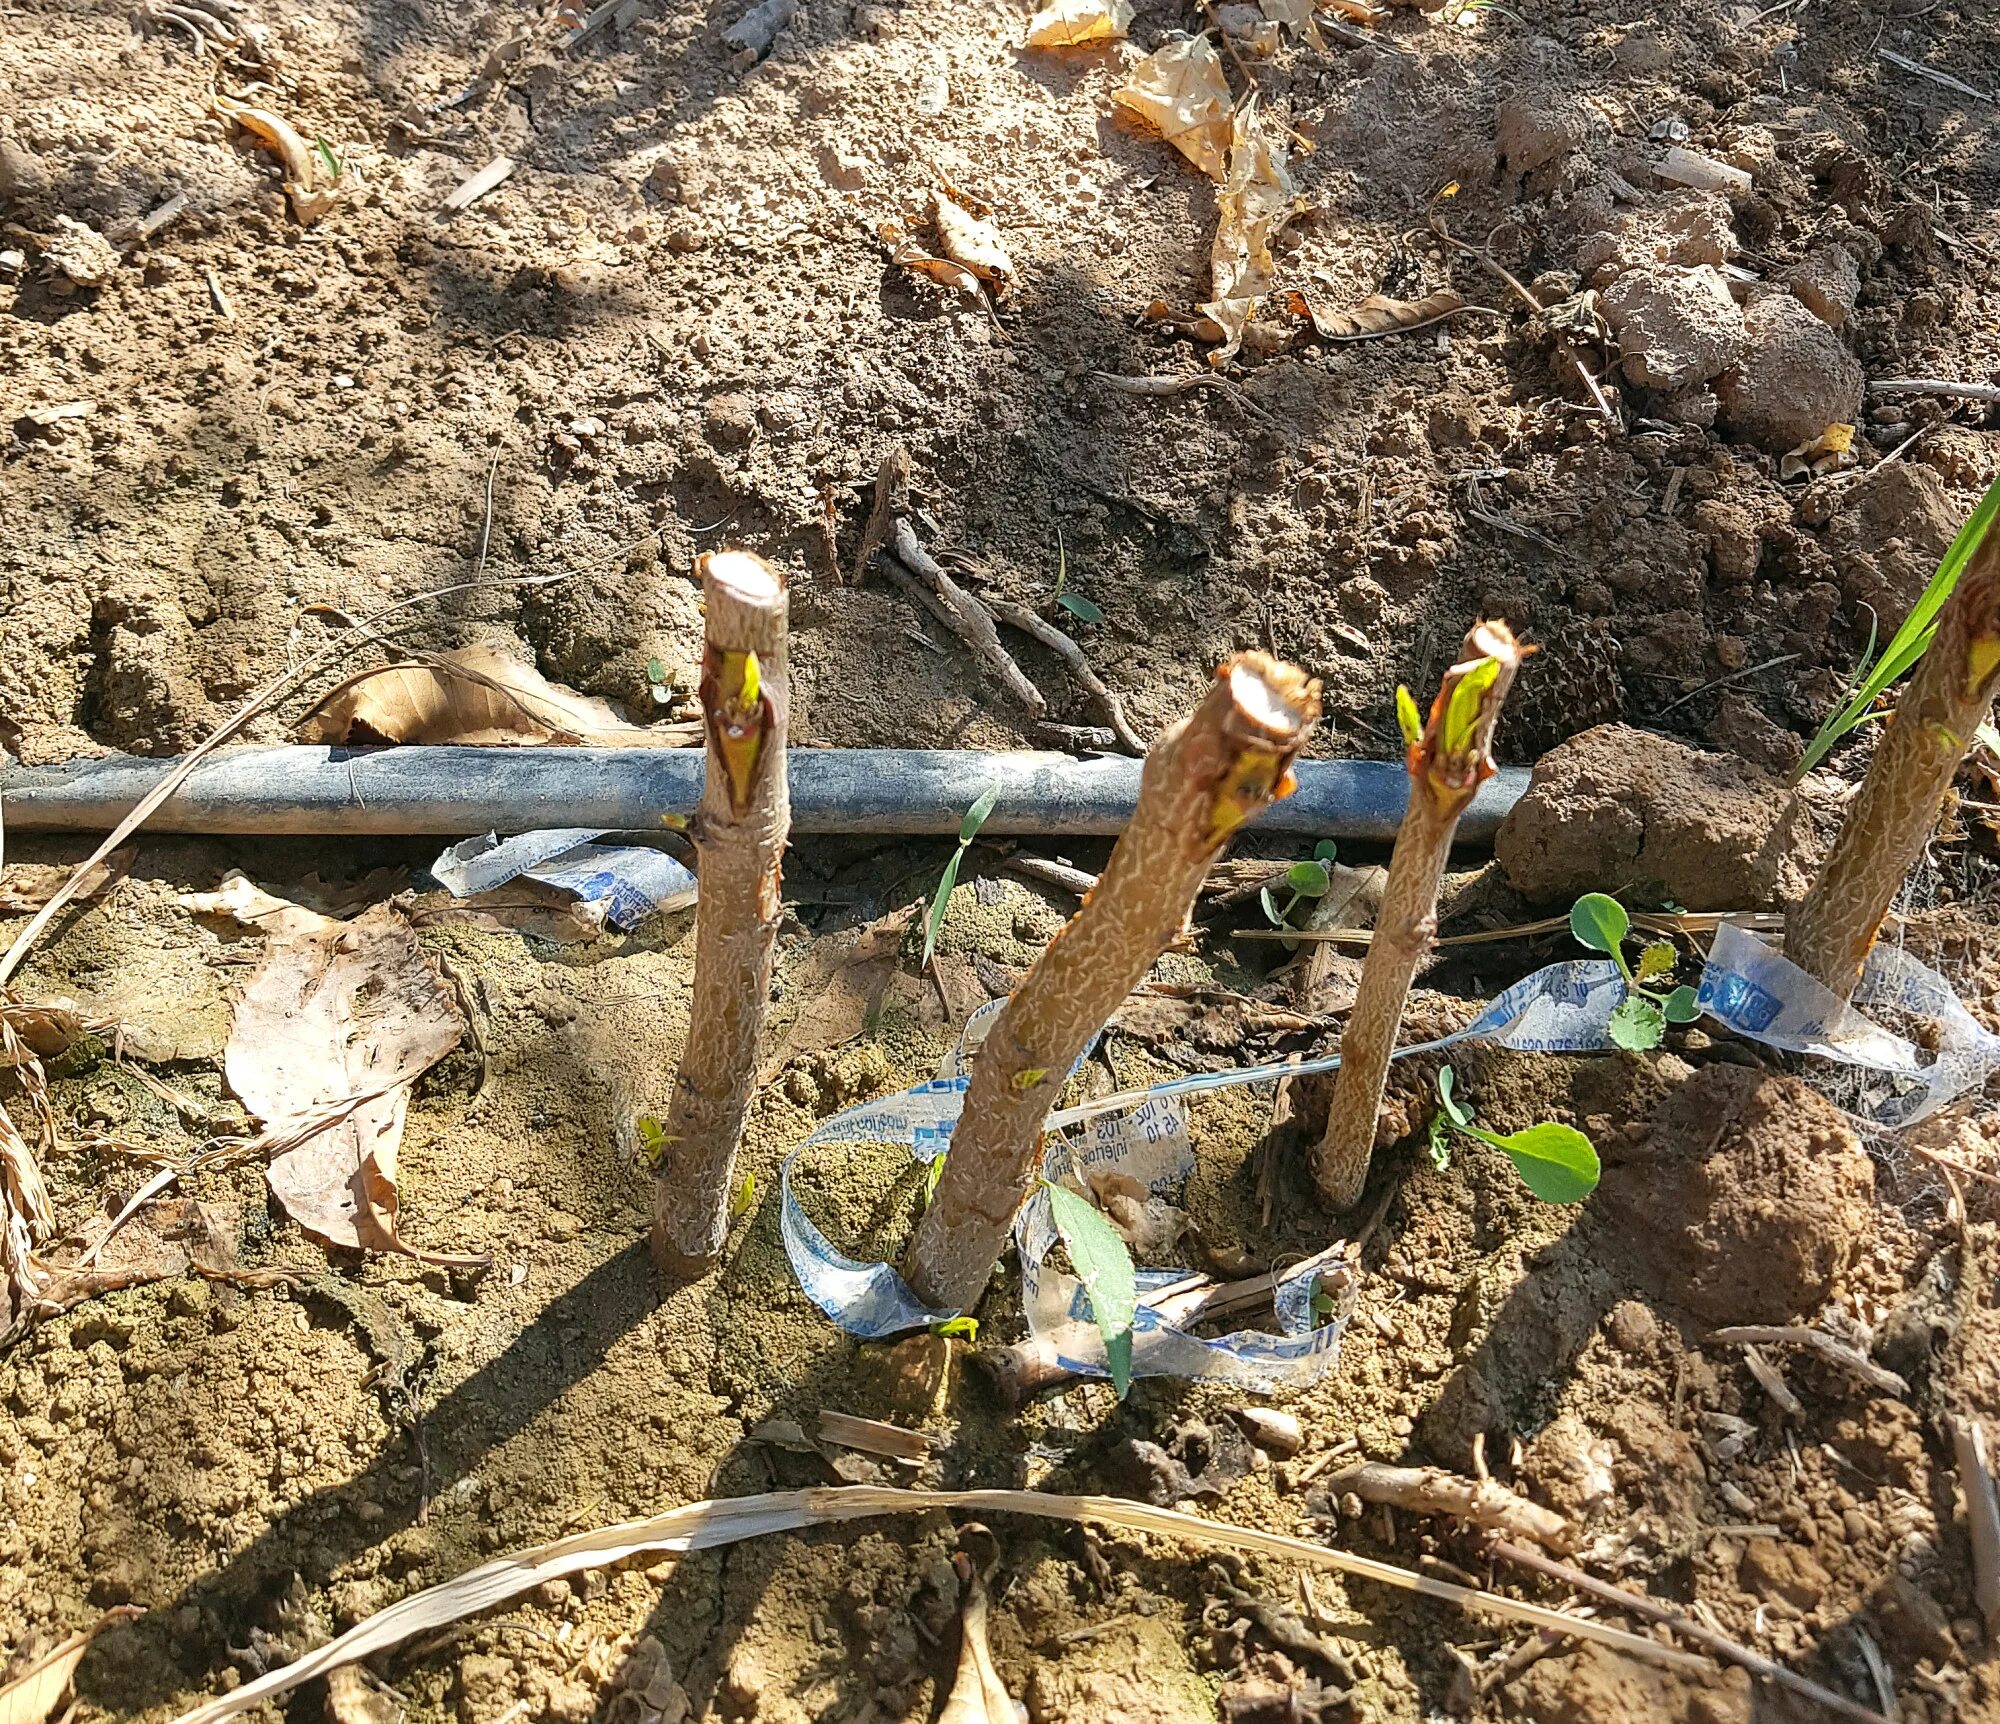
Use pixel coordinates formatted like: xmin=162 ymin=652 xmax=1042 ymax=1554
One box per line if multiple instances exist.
xmin=703 ymin=549 xmax=786 ymax=607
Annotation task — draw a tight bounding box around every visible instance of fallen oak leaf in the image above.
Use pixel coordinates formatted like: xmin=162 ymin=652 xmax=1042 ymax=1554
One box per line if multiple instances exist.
xmin=878 ymin=221 xmax=987 ymax=303
xmin=1199 ymin=103 xmax=1300 ymax=364
xmin=211 ymin=93 xmax=344 ymax=224
xmin=1024 ymin=0 xmax=1131 ymax=46
xmin=1112 ymin=36 xmax=1234 ymax=182
xmin=225 ymin=904 xmax=478 ymax=1265
xmin=296 ymin=644 xmax=691 ymax=747
xmin=1284 ymin=287 xmax=1469 ymax=341
xmin=929 ymin=187 xmax=1015 ymax=301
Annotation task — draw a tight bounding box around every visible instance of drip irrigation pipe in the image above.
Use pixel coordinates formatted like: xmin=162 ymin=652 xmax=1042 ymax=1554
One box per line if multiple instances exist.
xmin=0 ymin=747 xmax=1528 ymax=844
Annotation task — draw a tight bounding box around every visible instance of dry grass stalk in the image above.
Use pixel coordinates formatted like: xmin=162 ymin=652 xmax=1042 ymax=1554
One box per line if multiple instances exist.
xmin=651 ymin=552 xmax=791 ymax=1283
xmin=1952 ymin=1416 xmax=2000 ymax=1639
xmin=903 ymin=654 xmax=1320 ymax=1312
xmin=168 ymin=1484 xmax=1710 ymax=1724
xmin=1313 ymin=622 xmax=1523 ymax=1210
xmin=1787 ymin=528 xmax=2000 ymax=997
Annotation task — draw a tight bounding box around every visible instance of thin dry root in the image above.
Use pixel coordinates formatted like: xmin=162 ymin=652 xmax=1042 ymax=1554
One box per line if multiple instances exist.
xmin=650 ymin=551 xmax=790 ymax=1285
xmin=1327 ymin=1460 xmax=1574 ymax=1552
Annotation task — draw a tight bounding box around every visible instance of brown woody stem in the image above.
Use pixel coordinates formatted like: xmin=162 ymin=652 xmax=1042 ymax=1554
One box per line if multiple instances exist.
xmin=1786 ymin=528 xmax=2000 ymax=998
xmin=903 ymin=654 xmax=1320 ymax=1313
xmin=651 ymin=552 xmax=790 ymax=1284
xmin=1314 ymin=622 xmax=1523 ymax=1211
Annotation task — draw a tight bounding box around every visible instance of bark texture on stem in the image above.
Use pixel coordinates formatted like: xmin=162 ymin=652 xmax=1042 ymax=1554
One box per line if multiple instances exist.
xmin=651 ymin=551 xmax=790 ymax=1284
xmin=1786 ymin=529 xmax=2000 ymax=999
xmin=1314 ymin=622 xmax=1523 ymax=1211
xmin=903 ymin=654 xmax=1320 ymax=1314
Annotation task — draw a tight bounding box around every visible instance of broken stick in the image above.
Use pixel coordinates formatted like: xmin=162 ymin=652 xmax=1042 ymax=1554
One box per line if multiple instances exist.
xmin=887 ymin=519 xmax=1047 ymax=719
xmin=989 ymin=597 xmax=1145 ymax=754
xmin=651 ymin=551 xmax=790 ymax=1284
xmin=1325 ymin=1461 xmax=1573 ymax=1552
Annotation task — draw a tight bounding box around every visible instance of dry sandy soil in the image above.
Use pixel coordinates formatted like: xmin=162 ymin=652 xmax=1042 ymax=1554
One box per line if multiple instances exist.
xmin=4 ymin=0 xmax=2000 ymax=1720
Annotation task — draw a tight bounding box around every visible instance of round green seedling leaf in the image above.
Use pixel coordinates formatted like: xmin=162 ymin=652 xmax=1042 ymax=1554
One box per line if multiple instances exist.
xmin=1043 ymin=1182 xmax=1138 ymax=1399
xmin=1287 ymin=859 xmax=1331 ymax=897
xmin=1663 ymin=984 xmax=1701 ymax=1024
xmin=1488 ymin=1122 xmax=1600 ymax=1203
xmin=1569 ymin=893 xmax=1629 ymax=955
xmin=1314 ymin=839 xmax=1339 ymax=863
xmin=1608 ymin=993 xmax=1665 ymax=1051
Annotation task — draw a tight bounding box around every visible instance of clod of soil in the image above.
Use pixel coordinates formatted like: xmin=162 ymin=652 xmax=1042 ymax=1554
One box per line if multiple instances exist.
xmin=1715 ymin=290 xmax=1866 ymax=452
xmin=1602 ymin=264 xmax=1744 ymax=392
xmin=1826 ymin=459 xmax=1966 ymax=629
xmin=1514 ymin=1642 xmax=1753 ymax=1724
xmin=1493 ymin=722 xmax=1817 ymax=909
xmin=1596 ymin=1062 xmax=1875 ymax=1326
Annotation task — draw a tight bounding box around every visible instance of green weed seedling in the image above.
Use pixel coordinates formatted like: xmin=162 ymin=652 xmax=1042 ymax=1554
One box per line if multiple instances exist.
xmin=1427 ymin=1064 xmax=1600 ymax=1202
xmin=1568 ymin=893 xmax=1699 ymax=1051
xmin=921 ymin=786 xmax=1000 ymax=968
xmin=1043 ymin=1181 xmax=1137 ymax=1398
xmin=1051 ymin=525 xmax=1104 ymax=625
xmin=1259 ymin=840 xmax=1340 ymax=936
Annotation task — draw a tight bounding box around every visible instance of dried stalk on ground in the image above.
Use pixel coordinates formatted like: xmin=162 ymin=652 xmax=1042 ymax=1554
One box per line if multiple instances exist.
xmin=1787 ymin=528 xmax=2000 ymax=997
xmin=1326 ymin=1460 xmax=1573 ymax=1551
xmin=651 ymin=552 xmax=791 ymax=1283
xmin=1953 ymin=1417 xmax=2000 ymax=1639
xmin=1314 ymin=622 xmax=1523 ymax=1210
xmin=904 ymin=654 xmax=1320 ymax=1313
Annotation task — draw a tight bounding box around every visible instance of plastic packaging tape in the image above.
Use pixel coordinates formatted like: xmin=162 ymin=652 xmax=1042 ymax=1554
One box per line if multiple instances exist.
xmin=778 ymin=922 xmax=2000 ymax=1386
xmin=431 ymin=828 xmax=696 ymax=932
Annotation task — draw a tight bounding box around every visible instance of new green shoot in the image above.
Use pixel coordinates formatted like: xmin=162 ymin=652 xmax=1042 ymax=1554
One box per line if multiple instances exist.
xmin=1258 ymin=840 xmax=1340 ymax=933
xmin=1569 ymin=894 xmax=1699 ymax=1050
xmin=1051 ymin=525 xmax=1104 ymax=625
xmin=1795 ymin=473 xmax=2000 ymax=780
xmin=1043 ymin=1181 xmax=1137 ymax=1398
xmin=1428 ymin=1064 xmax=1600 ymax=1202
xmin=921 ymin=787 xmax=1000 ymax=968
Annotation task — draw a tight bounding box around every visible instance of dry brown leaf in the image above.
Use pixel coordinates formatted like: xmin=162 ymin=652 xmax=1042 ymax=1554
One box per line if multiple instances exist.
xmin=1199 ymin=104 xmax=1299 ymax=363
xmin=0 ymin=1609 xmax=144 ymax=1724
xmin=1284 ymin=287 xmax=1466 ymax=340
xmin=0 ymin=1002 xmax=88 ymax=1064
xmin=1143 ymin=299 xmax=1229 ymax=342
xmin=1319 ymin=0 xmax=1389 ymax=18
xmin=929 ymin=188 xmax=1015 ymax=300
xmin=226 ymin=903 xmax=471 ymax=1262
xmin=1112 ymin=36 xmax=1234 ymax=182
xmin=937 ymin=1558 xmax=1016 ymax=1724
xmin=756 ymin=907 xmax=924 ymax=1085
xmin=1261 ymin=0 xmax=1326 ymax=45
xmin=182 ymin=873 xmax=341 ymax=940
xmin=1024 ymin=0 xmax=1132 ymax=46
xmin=212 ymin=94 xmax=343 ymax=224
xmin=0 ymin=1101 xmax=54 ymax=1329
xmin=298 ymin=645 xmax=679 ymax=747
xmin=1779 ymin=421 xmax=1857 ymax=482
xmin=879 ymin=222 xmax=987 ymax=302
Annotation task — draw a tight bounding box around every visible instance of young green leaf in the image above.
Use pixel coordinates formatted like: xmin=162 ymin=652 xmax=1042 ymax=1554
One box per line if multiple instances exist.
xmin=1662 ymin=984 xmax=1701 ymax=1024
xmin=932 ymin=1315 xmax=980 ymax=1342
xmin=1286 ymin=859 xmax=1331 ymax=896
xmin=1476 ymin=1121 xmax=1600 ymax=1203
xmin=729 ymin=1170 xmax=757 ymax=1218
xmin=1569 ymin=893 xmax=1629 ymax=956
xmin=1259 ymin=885 xmax=1286 ymax=928
xmin=1427 ymin=1110 xmax=1452 ymax=1172
xmin=1608 ymin=993 xmax=1665 ymax=1051
xmin=1313 ymin=839 xmax=1339 ymax=863
xmin=959 ymin=787 xmax=1000 ymax=846
xmin=1436 ymin=1063 xmax=1471 ymax=1128
xmin=1395 ymin=685 xmax=1424 ymax=749
xmin=1056 ymin=591 xmax=1105 ymax=625
xmin=924 ymin=1151 xmax=948 ymax=1202
xmin=920 ymin=851 xmax=963 ymax=969
xmin=1043 ymin=1182 xmax=1138 ymax=1399
xmin=1634 ymin=940 xmax=1677 ymax=984
xmin=1440 ymin=655 xmax=1502 ymax=756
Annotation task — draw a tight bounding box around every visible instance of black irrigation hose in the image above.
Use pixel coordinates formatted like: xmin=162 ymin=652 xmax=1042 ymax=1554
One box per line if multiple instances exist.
xmin=0 ymin=747 xmax=1529 ymax=843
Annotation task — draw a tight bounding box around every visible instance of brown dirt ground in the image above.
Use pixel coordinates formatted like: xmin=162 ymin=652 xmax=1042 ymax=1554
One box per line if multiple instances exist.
xmin=5 ymin=0 xmax=2000 ymax=1720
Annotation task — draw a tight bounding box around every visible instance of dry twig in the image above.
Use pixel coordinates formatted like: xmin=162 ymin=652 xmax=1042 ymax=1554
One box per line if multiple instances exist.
xmin=988 ymin=597 xmax=1145 ymax=754
xmin=1326 ymin=1461 xmax=1573 ymax=1550
xmin=887 ymin=519 xmax=1046 ymax=719
xmin=1705 ymin=1326 xmax=1908 ymax=1396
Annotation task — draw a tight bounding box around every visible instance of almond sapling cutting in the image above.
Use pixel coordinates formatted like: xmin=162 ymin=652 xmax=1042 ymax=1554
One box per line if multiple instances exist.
xmin=651 ymin=550 xmax=791 ymax=1284
xmin=902 ymin=653 xmax=1321 ymax=1315
xmin=1786 ymin=519 xmax=2000 ymax=1000
xmin=1313 ymin=621 xmax=1524 ymax=1211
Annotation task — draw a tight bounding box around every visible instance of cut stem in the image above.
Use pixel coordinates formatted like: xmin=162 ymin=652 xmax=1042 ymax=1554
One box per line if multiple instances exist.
xmin=903 ymin=654 xmax=1320 ymax=1313
xmin=1314 ymin=622 xmax=1523 ymax=1210
xmin=1786 ymin=527 xmax=2000 ymax=998
xmin=650 ymin=552 xmax=790 ymax=1284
